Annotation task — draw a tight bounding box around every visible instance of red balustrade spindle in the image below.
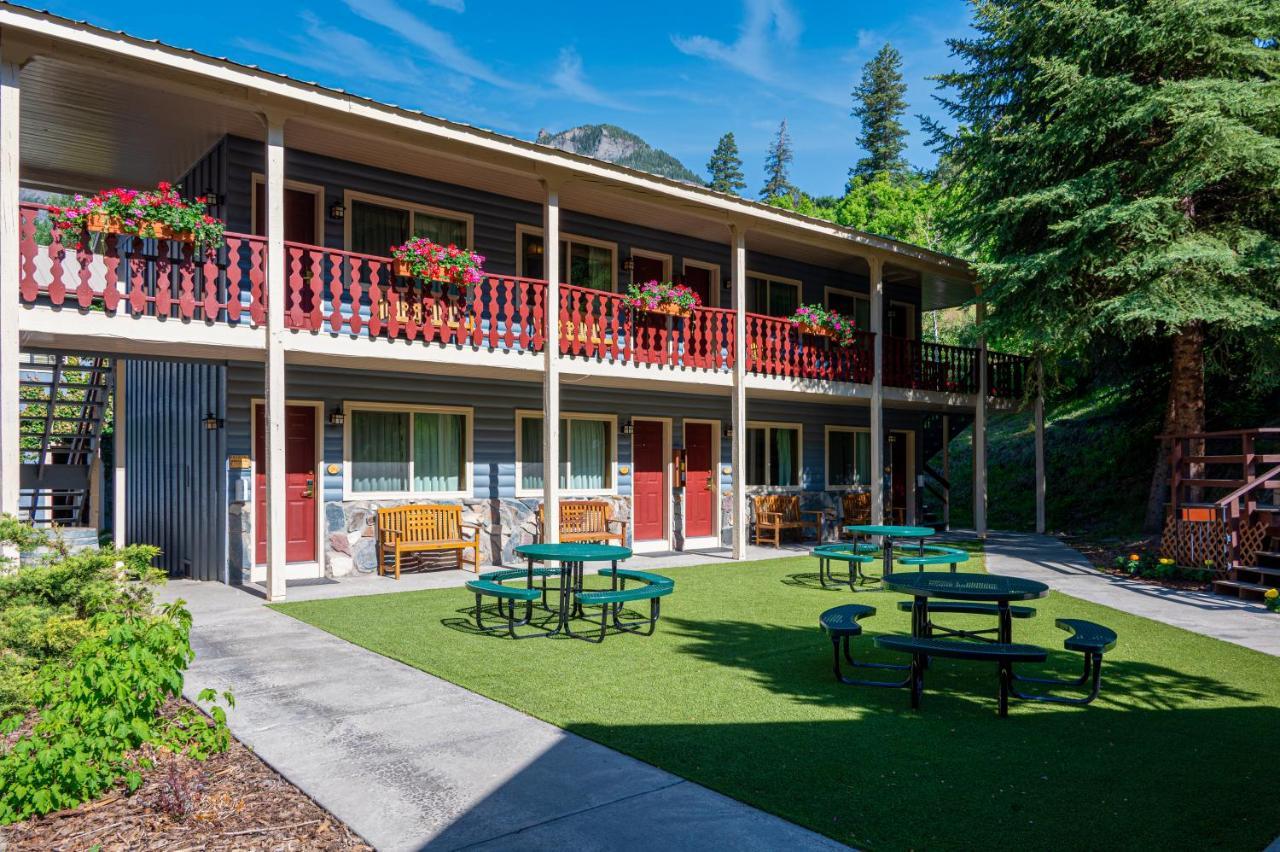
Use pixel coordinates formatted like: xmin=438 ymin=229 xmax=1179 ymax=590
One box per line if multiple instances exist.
xmin=327 ymin=251 xmax=343 ymax=332
xmin=102 ymin=235 xmax=121 ymax=313
xmin=346 ymin=257 xmax=364 ymax=336
xmin=249 ymin=241 xmax=266 ymax=325
xmin=201 ymin=248 xmax=220 ymax=320
xmin=47 ymin=227 xmax=66 ymax=306
xmin=18 ymin=207 xmax=38 ymax=302
xmin=176 ymin=244 xmax=196 ymax=319
xmin=75 ymin=242 xmax=94 ymax=309
xmin=154 ymin=251 xmax=173 ymax=317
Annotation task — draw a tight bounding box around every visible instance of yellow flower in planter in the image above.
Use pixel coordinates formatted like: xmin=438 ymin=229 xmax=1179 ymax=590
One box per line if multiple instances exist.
xmin=1158 ymin=558 xmax=1174 ymax=566
xmin=1266 ymin=588 xmax=1279 ymax=601
xmin=1129 ymin=553 xmax=1141 ymax=562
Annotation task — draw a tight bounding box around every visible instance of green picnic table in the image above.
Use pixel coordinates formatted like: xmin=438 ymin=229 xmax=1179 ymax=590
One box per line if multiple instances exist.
xmin=843 ymin=524 xmax=935 ymax=577
xmin=513 ymin=543 xmax=632 ymax=636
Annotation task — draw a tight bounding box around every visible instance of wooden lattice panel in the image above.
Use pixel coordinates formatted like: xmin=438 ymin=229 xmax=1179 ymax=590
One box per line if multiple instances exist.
xmin=1161 ymin=516 xmax=1268 ymax=569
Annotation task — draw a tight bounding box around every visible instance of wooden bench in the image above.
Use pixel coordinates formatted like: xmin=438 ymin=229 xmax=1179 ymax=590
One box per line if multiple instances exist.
xmin=875 ymin=634 xmax=1048 ymax=716
xmin=377 ymin=504 xmax=480 ymax=579
xmin=841 ymin=492 xmax=872 ymax=530
xmin=752 ymin=494 xmax=823 ymax=547
xmin=536 ymin=500 xmax=628 ymax=544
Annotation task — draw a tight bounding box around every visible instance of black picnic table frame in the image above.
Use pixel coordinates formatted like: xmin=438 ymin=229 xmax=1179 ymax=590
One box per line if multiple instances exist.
xmin=513 ymin=542 xmax=633 ymax=638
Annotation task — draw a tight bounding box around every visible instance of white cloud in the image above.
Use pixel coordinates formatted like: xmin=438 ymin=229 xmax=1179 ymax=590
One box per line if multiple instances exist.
xmin=550 ymin=47 xmax=634 ymax=111
xmin=235 ymin=13 xmax=426 ymax=87
xmin=342 ymin=0 xmax=520 ymax=90
xmin=671 ymin=0 xmax=801 ymax=84
xmin=426 ymin=0 xmax=465 ymax=11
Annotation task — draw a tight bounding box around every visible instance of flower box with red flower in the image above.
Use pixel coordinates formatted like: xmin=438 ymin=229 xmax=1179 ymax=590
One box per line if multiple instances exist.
xmin=390 ymin=238 xmax=485 ymax=286
xmin=623 ymin=280 xmax=700 ymax=318
xmin=788 ymin=304 xmax=858 ymax=346
xmin=50 ymin=183 xmax=224 ymax=248
xmin=797 ymin=322 xmax=833 ymax=338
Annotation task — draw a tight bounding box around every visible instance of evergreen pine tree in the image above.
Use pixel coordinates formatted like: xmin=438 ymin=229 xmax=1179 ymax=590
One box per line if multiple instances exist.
xmin=706 ymin=132 xmax=747 ymax=195
xmin=850 ymin=43 xmax=909 ymax=183
xmin=760 ymin=120 xmax=795 ymax=201
xmin=930 ymin=0 xmax=1280 ymax=530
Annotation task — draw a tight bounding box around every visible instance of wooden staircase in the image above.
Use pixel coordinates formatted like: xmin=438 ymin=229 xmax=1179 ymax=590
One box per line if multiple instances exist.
xmin=18 ymin=353 xmax=112 ymax=529
xmin=1160 ymin=427 xmax=1280 ymax=600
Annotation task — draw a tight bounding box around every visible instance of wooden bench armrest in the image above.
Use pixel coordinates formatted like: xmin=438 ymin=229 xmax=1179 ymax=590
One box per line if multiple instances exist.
xmin=460 ymin=522 xmax=482 ymax=540
xmin=380 ymin=527 xmax=403 ymax=543
xmin=610 ymin=519 xmax=629 ymax=537
xmin=758 ymin=511 xmax=782 ymax=525
xmin=802 ymin=510 xmax=825 ymax=523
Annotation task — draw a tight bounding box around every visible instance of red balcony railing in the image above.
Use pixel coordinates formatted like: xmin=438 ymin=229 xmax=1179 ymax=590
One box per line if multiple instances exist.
xmin=883 ymin=337 xmax=980 ymax=394
xmin=280 ymin=242 xmax=546 ymax=352
xmin=557 ymin=284 xmax=735 ymax=370
xmin=18 ymin=202 xmax=266 ymax=325
xmin=745 ymin=313 xmax=875 ymax=384
xmin=987 ymin=351 xmax=1030 ymax=399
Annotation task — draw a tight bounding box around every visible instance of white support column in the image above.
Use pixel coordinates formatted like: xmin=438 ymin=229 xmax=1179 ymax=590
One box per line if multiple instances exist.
xmin=730 ymin=224 xmax=747 ymax=559
xmin=0 ymin=57 xmax=20 ymax=525
xmin=112 ymin=362 xmax=126 ymax=548
xmin=941 ymin=414 xmax=951 ymax=530
xmin=868 ymin=256 xmax=884 ymax=525
xmin=1034 ymin=361 xmax=1046 ymax=534
xmin=541 ymin=177 xmax=562 ymax=543
xmin=264 ymin=116 xmax=288 ymax=601
xmin=974 ymin=296 xmax=988 ymax=539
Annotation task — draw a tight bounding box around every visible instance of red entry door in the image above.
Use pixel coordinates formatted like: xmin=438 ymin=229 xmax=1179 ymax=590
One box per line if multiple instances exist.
xmin=683 ymin=265 xmax=713 ymax=306
xmin=255 ymin=404 xmax=318 ymax=565
xmin=685 ymin=423 xmax=715 ymax=539
xmin=632 ymin=420 xmax=665 ymax=542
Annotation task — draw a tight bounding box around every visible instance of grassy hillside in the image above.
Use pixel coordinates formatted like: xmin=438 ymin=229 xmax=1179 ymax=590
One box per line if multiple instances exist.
xmin=929 ymin=382 xmax=1162 ymax=536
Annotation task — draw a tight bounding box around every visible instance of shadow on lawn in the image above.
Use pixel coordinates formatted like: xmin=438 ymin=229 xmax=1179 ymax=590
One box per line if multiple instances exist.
xmin=663 ymin=615 xmax=1261 ymax=713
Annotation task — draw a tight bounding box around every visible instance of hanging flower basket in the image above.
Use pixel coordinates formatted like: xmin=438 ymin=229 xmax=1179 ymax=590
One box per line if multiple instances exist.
xmin=390 ymin=237 xmax=485 ymax=286
xmin=50 ymin=182 xmax=223 ymax=247
xmin=624 ymin=280 xmax=700 ymax=318
xmin=789 ymin=304 xmax=858 ymax=346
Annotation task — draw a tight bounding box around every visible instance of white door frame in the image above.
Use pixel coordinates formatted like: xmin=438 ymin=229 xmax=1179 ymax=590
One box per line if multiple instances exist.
xmin=249 ymin=398 xmax=324 ymax=582
xmin=630 ymin=416 xmax=672 ymax=554
xmin=682 ymin=418 xmax=721 ymax=550
xmin=887 ymin=428 xmax=916 ymax=526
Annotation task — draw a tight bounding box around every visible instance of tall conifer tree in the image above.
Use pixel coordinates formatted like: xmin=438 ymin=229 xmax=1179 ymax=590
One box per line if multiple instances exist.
xmin=851 ymin=43 xmax=909 ymax=183
xmin=706 ymin=132 xmax=747 ymax=195
xmin=930 ymin=0 xmax=1280 ymax=529
xmin=760 ymin=120 xmax=795 ymax=201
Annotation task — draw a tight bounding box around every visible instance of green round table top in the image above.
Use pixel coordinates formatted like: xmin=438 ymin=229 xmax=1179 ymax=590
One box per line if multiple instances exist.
xmin=882 ymin=571 xmax=1049 ymax=602
xmin=844 ymin=524 xmax=936 ymax=538
xmin=514 ymin=543 xmax=633 ymax=563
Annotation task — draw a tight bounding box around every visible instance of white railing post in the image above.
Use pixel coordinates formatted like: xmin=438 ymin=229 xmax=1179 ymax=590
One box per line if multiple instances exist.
xmin=869 ymin=256 xmax=884 ymax=525
xmin=0 ymin=53 xmax=20 ymax=527
xmin=974 ymin=290 xmax=988 ymax=538
xmin=113 ymin=362 xmax=126 ymax=548
xmin=264 ymin=115 xmax=288 ymax=600
xmin=730 ymin=223 xmax=747 ymax=558
xmin=541 ymin=176 xmax=562 ymax=544
xmin=1034 ymin=360 xmax=1046 ymax=534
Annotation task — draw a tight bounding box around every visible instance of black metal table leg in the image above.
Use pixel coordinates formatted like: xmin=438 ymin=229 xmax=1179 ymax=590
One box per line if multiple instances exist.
xmin=998 ymin=601 xmax=1012 ymax=644
xmin=883 ymin=534 xmax=894 ymax=577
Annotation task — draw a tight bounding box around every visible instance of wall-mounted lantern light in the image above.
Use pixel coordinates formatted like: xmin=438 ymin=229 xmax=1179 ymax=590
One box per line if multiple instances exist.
xmin=329 ymin=203 xmax=346 ymax=220
xmin=722 ymin=426 xmax=734 ymax=440
xmin=328 ymin=407 xmax=346 ymax=426
xmin=203 ymin=411 xmax=224 ymax=431
xmin=203 ymin=190 xmax=221 ymax=207
xmin=621 ymin=256 xmax=635 ymax=274
xmin=621 ymin=420 xmax=634 ymax=436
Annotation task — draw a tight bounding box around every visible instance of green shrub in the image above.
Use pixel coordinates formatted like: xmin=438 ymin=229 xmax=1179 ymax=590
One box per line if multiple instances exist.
xmin=0 ymin=517 xmax=232 ymax=823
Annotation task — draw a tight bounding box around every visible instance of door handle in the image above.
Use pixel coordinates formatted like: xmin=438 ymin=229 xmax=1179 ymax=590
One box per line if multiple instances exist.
xmin=302 ymin=476 xmax=314 ymax=498
xmin=706 ymin=480 xmax=716 ymax=491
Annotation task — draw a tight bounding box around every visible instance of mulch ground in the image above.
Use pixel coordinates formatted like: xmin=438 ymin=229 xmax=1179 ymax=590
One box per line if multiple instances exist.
xmin=1065 ymin=532 xmax=1211 ymax=591
xmin=0 ymin=701 xmax=371 ymax=851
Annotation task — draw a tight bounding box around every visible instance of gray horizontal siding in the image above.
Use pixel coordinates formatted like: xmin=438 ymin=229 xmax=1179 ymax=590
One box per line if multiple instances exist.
xmin=216 ymin=134 xmax=922 ymax=335
xmin=224 ymin=364 xmax=926 ymax=502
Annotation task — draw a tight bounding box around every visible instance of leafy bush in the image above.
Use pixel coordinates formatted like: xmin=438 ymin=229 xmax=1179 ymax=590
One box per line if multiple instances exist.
xmin=0 ymin=517 xmax=232 ymax=823
xmin=1112 ymin=551 xmax=1212 ymax=584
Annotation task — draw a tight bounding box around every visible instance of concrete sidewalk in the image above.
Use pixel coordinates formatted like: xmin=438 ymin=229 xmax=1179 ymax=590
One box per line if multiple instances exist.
xmin=164 ymin=580 xmax=847 ymax=852
xmin=979 ymin=531 xmax=1280 ymax=657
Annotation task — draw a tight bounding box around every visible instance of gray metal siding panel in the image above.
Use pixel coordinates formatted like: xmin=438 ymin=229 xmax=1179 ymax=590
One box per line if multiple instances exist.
xmin=123 ymin=359 xmax=226 ymax=580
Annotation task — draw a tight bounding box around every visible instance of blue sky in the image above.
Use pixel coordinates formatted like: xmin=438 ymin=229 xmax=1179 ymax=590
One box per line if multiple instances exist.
xmin=43 ymin=0 xmax=972 ymax=197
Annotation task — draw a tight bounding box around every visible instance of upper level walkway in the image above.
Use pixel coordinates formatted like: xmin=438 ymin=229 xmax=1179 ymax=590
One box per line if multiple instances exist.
xmin=17 ymin=202 xmax=1029 ymax=405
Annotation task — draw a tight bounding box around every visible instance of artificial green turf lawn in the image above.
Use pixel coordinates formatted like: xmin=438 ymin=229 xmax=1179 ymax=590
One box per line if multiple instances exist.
xmin=273 ymin=547 xmax=1280 ymax=851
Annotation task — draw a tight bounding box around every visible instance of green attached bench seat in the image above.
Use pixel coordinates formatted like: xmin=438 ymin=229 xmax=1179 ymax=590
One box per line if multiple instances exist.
xmin=811 ymin=544 xmax=878 ymax=590
xmin=1012 ymin=619 xmax=1118 ymax=706
xmin=894 ymin=545 xmax=971 ymax=572
xmin=568 ymin=568 xmax=674 ymax=643
xmin=465 ymin=578 xmax=550 ymax=640
xmin=820 ymin=604 xmax=910 ymax=686
xmin=895 ymin=599 xmax=1036 ymax=643
xmin=875 ymin=634 xmax=1048 ymax=716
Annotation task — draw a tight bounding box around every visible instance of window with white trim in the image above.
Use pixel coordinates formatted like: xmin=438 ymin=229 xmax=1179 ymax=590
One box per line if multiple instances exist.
xmin=826 ymin=288 xmax=872 ymax=329
xmin=347 ymin=193 xmax=471 ymax=257
xmin=746 ymin=422 xmax=801 ymax=487
xmin=518 ymin=227 xmax=616 ymax=291
xmin=826 ymin=426 xmax=871 ymax=489
xmin=747 ymin=275 xmax=801 ymax=317
xmin=517 ymin=411 xmax=616 ymax=493
xmin=345 ymin=404 xmax=471 ymax=497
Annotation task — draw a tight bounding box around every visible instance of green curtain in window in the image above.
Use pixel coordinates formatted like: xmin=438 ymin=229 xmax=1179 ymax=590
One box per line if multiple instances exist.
xmin=773 ymin=428 xmax=796 ymax=486
xmin=854 ymin=298 xmax=871 ymax=329
xmin=413 ymin=214 xmax=468 ymax=248
xmin=350 ymin=201 xmax=410 ymax=257
xmin=569 ymin=242 xmax=613 ymax=291
xmin=413 ymin=412 xmax=463 ymax=492
xmin=769 ymin=283 xmax=799 ymax=317
xmin=569 ymin=419 xmax=607 ymax=490
xmin=521 ymin=416 xmax=543 ymax=491
xmin=351 ymin=410 xmax=409 ymax=492
xmin=854 ymin=432 xmax=871 ymax=487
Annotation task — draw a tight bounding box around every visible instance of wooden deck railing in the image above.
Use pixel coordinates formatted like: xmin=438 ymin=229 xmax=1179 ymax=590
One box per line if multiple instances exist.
xmin=745 ymin=313 xmax=874 ymax=383
xmin=883 ymin=337 xmax=980 ymax=394
xmin=18 ymin=202 xmax=266 ymax=325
